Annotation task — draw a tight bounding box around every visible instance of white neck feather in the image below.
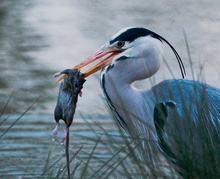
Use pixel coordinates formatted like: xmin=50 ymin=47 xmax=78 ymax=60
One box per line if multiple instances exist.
xmin=101 ymin=36 xmax=163 ymax=138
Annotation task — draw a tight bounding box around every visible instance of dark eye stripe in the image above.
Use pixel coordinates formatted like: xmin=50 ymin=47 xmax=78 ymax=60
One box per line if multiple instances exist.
xmin=110 ymin=27 xmax=162 ymax=44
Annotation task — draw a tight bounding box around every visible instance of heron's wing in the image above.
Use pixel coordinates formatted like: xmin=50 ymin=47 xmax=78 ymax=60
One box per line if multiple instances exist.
xmin=153 ymin=99 xmax=220 ymax=178
xmin=153 ymin=101 xmax=177 ymax=160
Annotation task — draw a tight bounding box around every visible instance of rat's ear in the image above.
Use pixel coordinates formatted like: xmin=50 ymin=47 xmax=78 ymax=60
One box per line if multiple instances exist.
xmin=53 ymin=71 xmax=62 ymax=78
xmin=53 ymin=69 xmax=71 ymax=78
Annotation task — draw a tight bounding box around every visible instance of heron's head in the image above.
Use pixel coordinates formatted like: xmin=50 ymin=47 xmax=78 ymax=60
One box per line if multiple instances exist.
xmin=58 ymin=27 xmax=185 ymax=82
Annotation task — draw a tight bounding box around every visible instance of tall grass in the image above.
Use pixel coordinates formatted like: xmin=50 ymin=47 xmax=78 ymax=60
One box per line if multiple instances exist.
xmin=42 ymin=115 xmax=177 ymax=178
xmin=0 ymin=91 xmax=40 ymax=140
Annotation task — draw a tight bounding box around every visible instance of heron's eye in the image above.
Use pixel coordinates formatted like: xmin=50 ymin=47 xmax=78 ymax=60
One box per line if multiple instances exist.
xmin=116 ymin=41 xmax=125 ymax=48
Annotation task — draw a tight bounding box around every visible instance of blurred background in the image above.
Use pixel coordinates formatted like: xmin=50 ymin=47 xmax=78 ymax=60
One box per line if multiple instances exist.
xmin=0 ymin=0 xmax=219 ymax=177
xmin=0 ymin=0 xmax=219 ymax=115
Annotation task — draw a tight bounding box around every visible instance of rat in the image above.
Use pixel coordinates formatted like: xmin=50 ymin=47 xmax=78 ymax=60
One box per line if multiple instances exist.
xmin=53 ymin=69 xmax=86 ymax=178
xmin=52 ymin=69 xmax=86 ymax=143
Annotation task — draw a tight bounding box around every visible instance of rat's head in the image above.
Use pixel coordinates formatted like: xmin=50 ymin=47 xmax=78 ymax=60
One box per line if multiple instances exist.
xmin=54 ymin=69 xmax=86 ymax=94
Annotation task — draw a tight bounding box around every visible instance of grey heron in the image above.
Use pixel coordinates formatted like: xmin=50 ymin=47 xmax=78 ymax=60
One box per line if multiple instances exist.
xmin=67 ymin=27 xmax=220 ymax=178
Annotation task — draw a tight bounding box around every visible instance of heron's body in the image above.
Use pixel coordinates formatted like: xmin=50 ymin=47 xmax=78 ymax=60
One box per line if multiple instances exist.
xmin=102 ymin=68 xmax=220 ymax=177
xmin=101 ymin=77 xmax=220 ymax=138
xmin=73 ymin=27 xmax=220 ymax=178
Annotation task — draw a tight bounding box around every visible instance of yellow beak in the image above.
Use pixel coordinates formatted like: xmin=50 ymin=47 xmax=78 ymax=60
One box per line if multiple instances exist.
xmin=57 ymin=46 xmax=121 ymax=82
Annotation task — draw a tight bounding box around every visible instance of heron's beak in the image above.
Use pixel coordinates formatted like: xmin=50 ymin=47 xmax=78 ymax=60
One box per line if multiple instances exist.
xmin=81 ymin=47 xmax=121 ymax=78
xmin=57 ymin=46 xmax=120 ymax=82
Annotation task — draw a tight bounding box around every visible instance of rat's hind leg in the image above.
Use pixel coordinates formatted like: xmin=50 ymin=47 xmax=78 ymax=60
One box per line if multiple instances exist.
xmin=60 ymin=127 xmax=69 ymax=143
xmin=52 ymin=122 xmax=60 ymax=141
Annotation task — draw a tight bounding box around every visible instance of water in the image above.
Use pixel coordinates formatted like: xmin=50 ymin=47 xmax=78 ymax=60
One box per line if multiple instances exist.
xmin=0 ymin=114 xmax=123 ymax=178
xmin=0 ymin=0 xmax=220 ymax=177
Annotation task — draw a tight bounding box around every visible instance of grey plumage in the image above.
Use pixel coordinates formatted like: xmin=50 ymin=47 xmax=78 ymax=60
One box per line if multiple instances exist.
xmin=153 ymin=83 xmax=220 ymax=178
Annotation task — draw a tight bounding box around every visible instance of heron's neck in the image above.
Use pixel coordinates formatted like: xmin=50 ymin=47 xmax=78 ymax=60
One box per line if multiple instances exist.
xmin=101 ymin=72 xmax=156 ymax=138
